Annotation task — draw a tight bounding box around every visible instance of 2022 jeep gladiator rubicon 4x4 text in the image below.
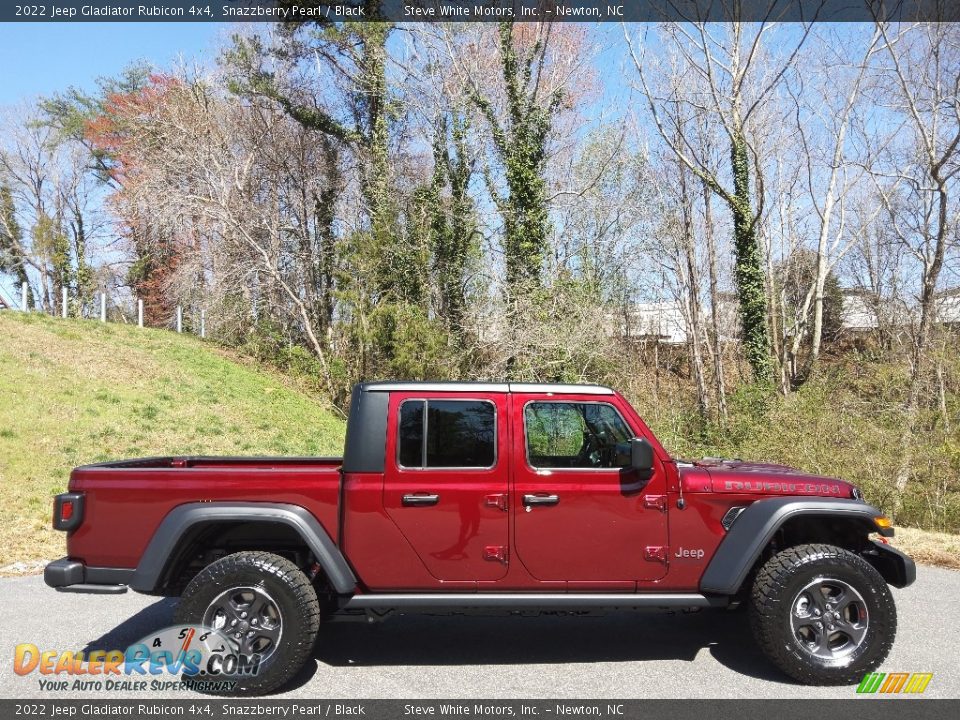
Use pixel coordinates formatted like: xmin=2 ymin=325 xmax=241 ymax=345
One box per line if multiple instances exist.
xmin=46 ymin=382 xmax=915 ymax=694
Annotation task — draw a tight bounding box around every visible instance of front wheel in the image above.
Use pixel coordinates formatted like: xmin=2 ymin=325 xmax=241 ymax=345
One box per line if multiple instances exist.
xmin=750 ymin=543 xmax=896 ymax=685
xmin=174 ymin=551 xmax=320 ymax=695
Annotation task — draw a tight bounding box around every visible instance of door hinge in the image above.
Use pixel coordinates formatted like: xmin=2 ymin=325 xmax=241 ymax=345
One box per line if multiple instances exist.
xmin=645 ymin=545 xmax=668 ymax=563
xmin=484 ymin=493 xmax=508 ymax=511
xmin=483 ymin=545 xmax=508 ymax=564
xmin=643 ymin=495 xmax=667 ymax=512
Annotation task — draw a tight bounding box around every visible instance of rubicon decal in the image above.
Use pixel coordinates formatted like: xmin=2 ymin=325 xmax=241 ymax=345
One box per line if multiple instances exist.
xmin=723 ymin=480 xmax=843 ymax=495
xmin=856 ymin=672 xmax=933 ymax=694
xmin=13 ymin=625 xmax=259 ymax=693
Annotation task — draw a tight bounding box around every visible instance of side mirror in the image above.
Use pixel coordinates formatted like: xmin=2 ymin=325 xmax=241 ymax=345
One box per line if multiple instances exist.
xmin=631 ymin=437 xmax=655 ymax=481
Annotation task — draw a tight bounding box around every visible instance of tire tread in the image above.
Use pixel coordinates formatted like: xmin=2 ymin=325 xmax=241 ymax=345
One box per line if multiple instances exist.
xmin=174 ymin=551 xmax=320 ymax=695
xmin=749 ymin=543 xmax=896 ymax=685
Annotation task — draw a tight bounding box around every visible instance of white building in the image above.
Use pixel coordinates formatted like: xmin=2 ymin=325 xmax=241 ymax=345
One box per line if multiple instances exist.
xmin=936 ymin=288 xmax=960 ymax=326
xmin=839 ymin=289 xmax=880 ymax=331
xmin=610 ymin=294 xmax=740 ymax=345
xmin=840 ymin=287 xmax=960 ymax=331
xmin=625 ymin=302 xmax=689 ymax=344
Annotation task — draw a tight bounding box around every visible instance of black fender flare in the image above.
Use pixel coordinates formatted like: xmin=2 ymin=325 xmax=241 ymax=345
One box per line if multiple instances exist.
xmin=699 ymin=497 xmax=886 ymax=596
xmin=129 ymin=502 xmax=357 ymax=594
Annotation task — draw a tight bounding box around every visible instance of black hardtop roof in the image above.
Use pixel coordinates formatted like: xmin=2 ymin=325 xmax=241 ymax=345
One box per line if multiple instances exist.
xmin=356 ymin=381 xmax=615 ymax=395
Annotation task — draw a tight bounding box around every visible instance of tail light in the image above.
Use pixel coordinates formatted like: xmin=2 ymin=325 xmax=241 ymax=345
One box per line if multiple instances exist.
xmin=53 ymin=492 xmax=84 ymax=532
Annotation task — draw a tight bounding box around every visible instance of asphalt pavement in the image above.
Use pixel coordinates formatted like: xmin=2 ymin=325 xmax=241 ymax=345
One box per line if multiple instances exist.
xmin=0 ymin=565 xmax=957 ymax=699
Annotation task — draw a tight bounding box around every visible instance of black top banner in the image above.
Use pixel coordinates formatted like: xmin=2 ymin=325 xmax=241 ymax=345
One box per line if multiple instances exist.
xmin=2 ymin=1 xmax=959 ymax=23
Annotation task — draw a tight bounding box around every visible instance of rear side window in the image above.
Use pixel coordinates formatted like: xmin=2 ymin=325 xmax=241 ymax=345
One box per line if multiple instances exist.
xmin=398 ymin=400 xmax=496 ymax=469
xmin=398 ymin=401 xmax=425 ymax=467
xmin=524 ymin=402 xmax=633 ymax=469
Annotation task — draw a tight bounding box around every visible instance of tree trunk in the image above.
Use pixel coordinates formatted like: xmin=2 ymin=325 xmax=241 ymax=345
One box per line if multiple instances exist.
xmin=729 ymin=130 xmax=773 ymax=383
xmin=679 ymin=161 xmax=711 ymax=419
xmin=893 ymin=183 xmax=949 ymax=512
xmin=703 ymin=181 xmax=728 ymax=422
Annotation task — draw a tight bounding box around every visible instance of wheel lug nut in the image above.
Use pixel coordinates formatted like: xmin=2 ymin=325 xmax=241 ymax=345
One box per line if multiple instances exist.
xmin=247 ymin=631 xmax=255 ymax=637
xmin=231 ymin=619 xmax=237 ymax=626
xmin=235 ymin=632 xmax=241 ymax=639
xmin=251 ymin=618 xmax=258 ymax=625
xmin=240 ymin=612 xmax=248 ymax=618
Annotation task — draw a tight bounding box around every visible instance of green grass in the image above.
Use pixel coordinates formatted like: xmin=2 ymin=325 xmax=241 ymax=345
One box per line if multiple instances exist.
xmin=0 ymin=312 xmax=345 ymax=567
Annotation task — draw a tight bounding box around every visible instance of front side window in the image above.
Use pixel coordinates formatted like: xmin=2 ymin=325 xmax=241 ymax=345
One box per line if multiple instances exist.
xmin=524 ymin=402 xmax=633 ymax=470
xmin=398 ymin=399 xmax=496 ymax=469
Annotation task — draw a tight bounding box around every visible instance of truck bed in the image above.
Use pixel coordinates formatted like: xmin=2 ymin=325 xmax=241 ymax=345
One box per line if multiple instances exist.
xmin=66 ymin=456 xmax=344 ymax=569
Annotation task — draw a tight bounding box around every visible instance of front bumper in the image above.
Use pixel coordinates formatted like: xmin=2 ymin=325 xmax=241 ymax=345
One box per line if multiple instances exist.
xmin=864 ymin=541 xmax=917 ymax=589
xmin=44 ymin=557 xmax=130 ymax=594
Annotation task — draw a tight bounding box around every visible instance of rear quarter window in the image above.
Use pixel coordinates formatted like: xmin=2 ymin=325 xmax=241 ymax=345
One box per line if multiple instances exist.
xmin=398 ymin=399 xmax=496 ymax=469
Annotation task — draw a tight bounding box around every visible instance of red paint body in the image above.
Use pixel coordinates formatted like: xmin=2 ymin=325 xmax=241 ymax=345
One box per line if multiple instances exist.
xmin=63 ymin=388 xmax=856 ymax=594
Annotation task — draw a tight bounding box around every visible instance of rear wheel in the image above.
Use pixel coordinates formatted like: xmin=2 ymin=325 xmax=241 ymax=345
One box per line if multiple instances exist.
xmin=750 ymin=543 xmax=896 ymax=685
xmin=174 ymin=551 xmax=320 ymax=695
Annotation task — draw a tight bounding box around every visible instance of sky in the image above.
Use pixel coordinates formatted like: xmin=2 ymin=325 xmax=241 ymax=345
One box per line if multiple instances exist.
xmin=1 ymin=22 xmax=629 ymax=108
xmin=0 ymin=22 xmax=226 ymax=106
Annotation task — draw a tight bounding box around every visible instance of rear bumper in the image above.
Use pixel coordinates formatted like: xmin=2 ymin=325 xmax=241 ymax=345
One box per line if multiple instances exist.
xmin=44 ymin=557 xmax=131 ymax=594
xmin=865 ymin=541 xmax=917 ymax=589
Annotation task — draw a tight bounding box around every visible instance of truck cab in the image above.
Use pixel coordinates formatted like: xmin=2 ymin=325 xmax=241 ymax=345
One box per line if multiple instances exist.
xmin=341 ymin=382 xmax=670 ymax=590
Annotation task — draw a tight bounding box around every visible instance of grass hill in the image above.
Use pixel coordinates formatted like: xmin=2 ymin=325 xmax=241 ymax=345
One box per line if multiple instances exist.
xmin=0 ymin=311 xmax=345 ymax=568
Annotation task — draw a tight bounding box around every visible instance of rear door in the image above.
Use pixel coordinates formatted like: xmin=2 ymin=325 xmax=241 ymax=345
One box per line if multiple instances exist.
xmin=511 ymin=393 xmax=669 ymax=583
xmin=383 ymin=392 xmax=509 ymax=582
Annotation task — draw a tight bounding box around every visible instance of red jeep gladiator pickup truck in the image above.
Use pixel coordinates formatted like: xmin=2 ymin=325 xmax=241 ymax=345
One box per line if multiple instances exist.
xmin=46 ymin=382 xmax=915 ymax=694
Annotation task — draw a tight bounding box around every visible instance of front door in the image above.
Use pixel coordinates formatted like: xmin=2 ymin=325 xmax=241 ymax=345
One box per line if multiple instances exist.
xmin=384 ymin=392 xmax=509 ymax=582
xmin=511 ymin=394 xmax=669 ymax=583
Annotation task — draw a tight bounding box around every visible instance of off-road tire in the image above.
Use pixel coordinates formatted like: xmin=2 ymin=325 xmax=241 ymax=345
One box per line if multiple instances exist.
xmin=174 ymin=551 xmax=320 ymax=695
xmin=750 ymin=543 xmax=896 ymax=685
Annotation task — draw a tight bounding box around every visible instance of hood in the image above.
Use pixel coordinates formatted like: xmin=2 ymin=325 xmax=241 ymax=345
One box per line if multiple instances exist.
xmin=678 ymin=457 xmax=857 ymax=499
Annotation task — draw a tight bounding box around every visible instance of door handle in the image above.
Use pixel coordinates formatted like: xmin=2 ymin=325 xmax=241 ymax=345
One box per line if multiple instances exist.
xmin=523 ymin=494 xmax=559 ymax=506
xmin=402 ymin=493 xmax=440 ymax=507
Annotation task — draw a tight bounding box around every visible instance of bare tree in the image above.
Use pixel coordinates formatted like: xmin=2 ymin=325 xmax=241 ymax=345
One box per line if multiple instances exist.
xmin=627 ymin=21 xmax=814 ymax=383
xmin=98 ymin=75 xmax=342 ymax=395
xmin=0 ymin=104 xmax=103 ymax=315
xmin=779 ymin=27 xmax=884 ymax=381
xmin=870 ymin=22 xmax=960 ymax=506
